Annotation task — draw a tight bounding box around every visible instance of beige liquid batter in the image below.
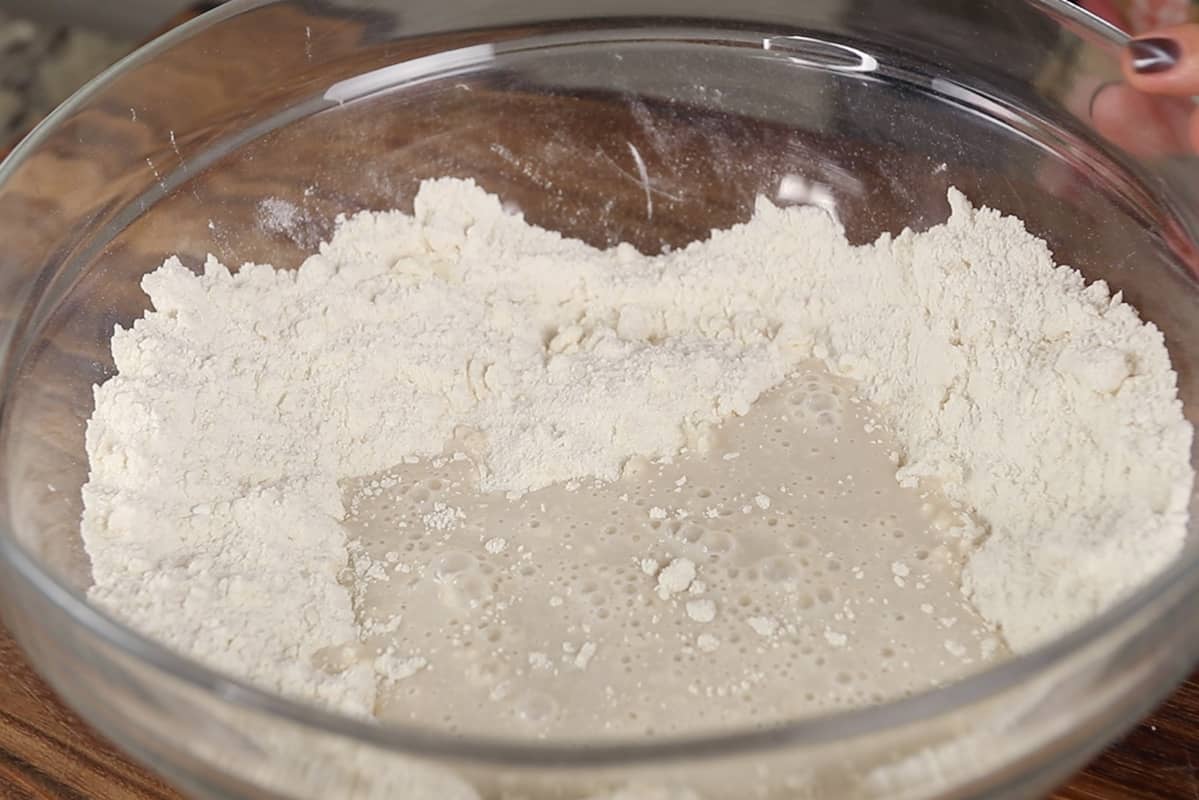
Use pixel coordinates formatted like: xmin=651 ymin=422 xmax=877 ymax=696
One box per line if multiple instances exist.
xmin=334 ymin=364 xmax=1005 ymax=738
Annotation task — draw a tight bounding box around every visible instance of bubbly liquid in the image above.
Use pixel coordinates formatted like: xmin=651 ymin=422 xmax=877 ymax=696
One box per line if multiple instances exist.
xmin=337 ymin=364 xmax=1005 ymax=738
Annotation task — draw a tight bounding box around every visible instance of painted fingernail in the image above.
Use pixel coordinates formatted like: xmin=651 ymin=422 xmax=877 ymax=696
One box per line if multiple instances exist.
xmin=1130 ymin=37 xmax=1181 ymax=74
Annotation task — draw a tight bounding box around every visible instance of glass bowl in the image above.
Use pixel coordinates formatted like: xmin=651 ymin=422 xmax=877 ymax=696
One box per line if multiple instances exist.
xmin=1 ymin=1 xmax=1198 ymax=798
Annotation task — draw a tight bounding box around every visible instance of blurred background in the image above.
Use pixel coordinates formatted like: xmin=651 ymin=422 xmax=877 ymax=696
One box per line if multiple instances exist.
xmin=3 ymin=0 xmax=195 ymax=38
xmin=0 ymin=2 xmax=219 ymax=150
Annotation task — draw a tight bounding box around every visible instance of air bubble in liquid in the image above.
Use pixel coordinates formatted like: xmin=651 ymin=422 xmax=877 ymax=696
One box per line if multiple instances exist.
xmin=815 ymin=411 xmax=840 ymax=429
xmin=760 ymin=556 xmax=798 ymax=583
xmin=465 ymin=658 xmax=505 ymax=686
xmin=805 ymin=393 xmax=838 ymax=413
xmin=701 ymin=530 xmax=735 ymax=556
xmin=514 ymin=690 xmax=559 ymax=723
xmin=438 ymin=573 xmax=494 ymax=610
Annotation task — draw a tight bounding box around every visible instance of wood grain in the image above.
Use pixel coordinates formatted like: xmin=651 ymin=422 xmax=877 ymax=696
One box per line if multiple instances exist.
xmin=0 ymin=619 xmax=1195 ymax=799
xmin=0 ymin=624 xmax=179 ymax=800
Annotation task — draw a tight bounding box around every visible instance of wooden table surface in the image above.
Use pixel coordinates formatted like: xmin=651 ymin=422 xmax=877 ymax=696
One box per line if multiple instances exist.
xmin=0 ymin=618 xmax=1194 ymax=799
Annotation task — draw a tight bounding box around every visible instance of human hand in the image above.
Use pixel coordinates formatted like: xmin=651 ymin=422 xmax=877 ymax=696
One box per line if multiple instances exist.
xmin=1091 ymin=24 xmax=1199 ymax=155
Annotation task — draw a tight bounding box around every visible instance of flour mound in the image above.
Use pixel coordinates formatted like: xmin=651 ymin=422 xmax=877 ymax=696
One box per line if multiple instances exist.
xmin=81 ymin=178 xmax=1192 ymax=713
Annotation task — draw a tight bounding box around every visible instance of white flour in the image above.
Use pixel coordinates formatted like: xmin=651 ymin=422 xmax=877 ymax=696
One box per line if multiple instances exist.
xmin=81 ymin=178 xmax=1192 ymax=719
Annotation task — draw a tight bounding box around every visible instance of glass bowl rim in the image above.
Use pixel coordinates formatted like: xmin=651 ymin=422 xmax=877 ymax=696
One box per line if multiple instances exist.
xmin=0 ymin=0 xmax=1196 ymax=769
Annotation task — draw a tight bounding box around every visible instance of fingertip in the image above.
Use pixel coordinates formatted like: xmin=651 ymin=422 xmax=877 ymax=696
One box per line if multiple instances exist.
xmin=1124 ymin=24 xmax=1199 ymax=95
xmin=1091 ymin=82 xmax=1185 ymax=157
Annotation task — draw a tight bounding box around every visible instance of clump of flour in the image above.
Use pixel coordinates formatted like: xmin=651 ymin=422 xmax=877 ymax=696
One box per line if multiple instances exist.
xmin=81 ymin=178 xmax=1192 ymax=714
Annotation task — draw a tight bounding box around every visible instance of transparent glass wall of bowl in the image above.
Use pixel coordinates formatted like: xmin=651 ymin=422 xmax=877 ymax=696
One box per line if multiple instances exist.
xmin=0 ymin=1 xmax=1197 ymax=799
xmin=3 ymin=540 xmax=1196 ymax=799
